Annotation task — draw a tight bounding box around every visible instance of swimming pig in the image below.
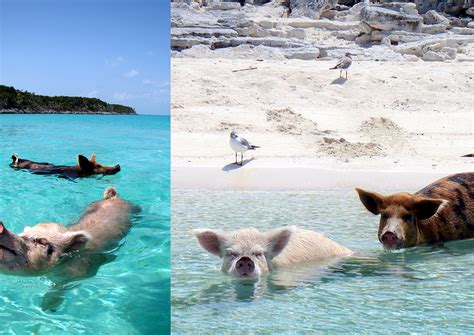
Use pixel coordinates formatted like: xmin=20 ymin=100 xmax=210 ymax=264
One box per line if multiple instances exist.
xmin=10 ymin=153 xmax=120 ymax=178
xmin=0 ymin=187 xmax=135 ymax=275
xmin=194 ymin=226 xmax=352 ymax=278
xmin=356 ymin=172 xmax=474 ymax=250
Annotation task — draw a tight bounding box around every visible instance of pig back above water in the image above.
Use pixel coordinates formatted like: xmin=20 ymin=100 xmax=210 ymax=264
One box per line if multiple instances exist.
xmin=70 ymin=196 xmax=136 ymax=251
xmin=272 ymin=228 xmax=352 ymax=267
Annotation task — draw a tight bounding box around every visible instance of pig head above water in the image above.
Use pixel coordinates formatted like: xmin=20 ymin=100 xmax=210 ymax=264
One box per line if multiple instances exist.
xmin=194 ymin=226 xmax=352 ymax=279
xmin=0 ymin=187 xmax=137 ymax=275
xmin=356 ymin=172 xmax=474 ymax=250
xmin=10 ymin=153 xmax=121 ymax=178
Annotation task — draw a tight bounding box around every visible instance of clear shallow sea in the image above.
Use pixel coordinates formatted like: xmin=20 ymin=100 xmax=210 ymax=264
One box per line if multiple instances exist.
xmin=172 ymin=189 xmax=474 ymax=334
xmin=0 ymin=115 xmax=170 ymax=334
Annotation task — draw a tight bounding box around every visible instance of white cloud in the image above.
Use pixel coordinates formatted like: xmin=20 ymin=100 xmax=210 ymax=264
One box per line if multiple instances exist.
xmin=105 ymin=56 xmax=124 ymax=67
xmin=123 ymin=69 xmax=139 ymax=78
xmin=142 ymin=79 xmax=156 ymax=85
xmin=113 ymin=92 xmax=134 ymax=101
xmin=142 ymin=79 xmax=169 ymax=88
xmin=86 ymin=90 xmax=99 ymax=98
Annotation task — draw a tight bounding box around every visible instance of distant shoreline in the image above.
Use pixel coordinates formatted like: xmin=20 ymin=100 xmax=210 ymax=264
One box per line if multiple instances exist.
xmin=0 ymin=108 xmax=136 ymax=115
xmin=0 ymin=85 xmax=137 ymax=115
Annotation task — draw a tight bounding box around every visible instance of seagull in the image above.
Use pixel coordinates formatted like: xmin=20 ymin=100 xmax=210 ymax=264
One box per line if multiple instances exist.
xmin=229 ymin=131 xmax=259 ymax=165
xmin=330 ymin=52 xmax=352 ymax=79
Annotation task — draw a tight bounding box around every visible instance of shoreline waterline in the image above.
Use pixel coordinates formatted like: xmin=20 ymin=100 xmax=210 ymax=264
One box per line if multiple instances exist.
xmin=171 ymin=165 xmax=468 ymax=191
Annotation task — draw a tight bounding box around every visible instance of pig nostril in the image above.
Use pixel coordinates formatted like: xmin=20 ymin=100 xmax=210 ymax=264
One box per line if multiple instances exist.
xmin=236 ymin=257 xmax=254 ymax=274
xmin=382 ymin=232 xmax=398 ymax=246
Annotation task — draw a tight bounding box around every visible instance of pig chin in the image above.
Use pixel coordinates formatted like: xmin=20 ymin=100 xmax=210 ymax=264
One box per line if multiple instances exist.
xmin=228 ymin=268 xmax=261 ymax=279
xmin=0 ymin=248 xmax=27 ymax=272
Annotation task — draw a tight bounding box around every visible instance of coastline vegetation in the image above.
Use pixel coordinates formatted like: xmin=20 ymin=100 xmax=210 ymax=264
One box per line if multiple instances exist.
xmin=0 ymin=85 xmax=136 ymax=114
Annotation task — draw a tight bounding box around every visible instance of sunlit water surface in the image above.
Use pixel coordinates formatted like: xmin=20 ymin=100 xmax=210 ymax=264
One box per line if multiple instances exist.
xmin=0 ymin=115 xmax=169 ymax=334
xmin=172 ymin=189 xmax=474 ymax=333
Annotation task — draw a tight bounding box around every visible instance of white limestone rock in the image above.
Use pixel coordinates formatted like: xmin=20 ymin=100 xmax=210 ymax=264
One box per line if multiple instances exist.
xmin=361 ymin=6 xmax=423 ymax=32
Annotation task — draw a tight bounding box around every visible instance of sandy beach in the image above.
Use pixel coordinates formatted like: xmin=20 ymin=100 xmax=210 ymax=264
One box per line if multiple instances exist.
xmin=172 ymin=58 xmax=472 ymax=189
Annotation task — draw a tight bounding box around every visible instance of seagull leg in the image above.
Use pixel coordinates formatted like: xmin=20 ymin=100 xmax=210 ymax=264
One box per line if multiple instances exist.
xmin=339 ymin=70 xmax=342 ymax=78
xmin=346 ymin=70 xmax=348 ymax=79
xmin=240 ymin=153 xmax=243 ymax=166
xmin=235 ymin=152 xmax=237 ymax=164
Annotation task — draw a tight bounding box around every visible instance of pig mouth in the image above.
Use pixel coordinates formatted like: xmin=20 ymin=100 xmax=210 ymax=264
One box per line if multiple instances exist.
xmin=0 ymin=244 xmax=17 ymax=256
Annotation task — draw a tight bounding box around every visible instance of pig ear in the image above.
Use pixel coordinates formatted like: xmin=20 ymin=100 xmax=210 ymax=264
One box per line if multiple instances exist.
xmin=89 ymin=154 xmax=97 ymax=163
xmin=265 ymin=226 xmax=295 ymax=258
xmin=355 ymin=188 xmax=385 ymax=215
xmin=62 ymin=231 xmax=90 ymax=253
xmin=78 ymin=155 xmax=95 ymax=172
xmin=412 ymin=198 xmax=445 ymax=221
xmin=193 ymin=229 xmax=227 ymax=257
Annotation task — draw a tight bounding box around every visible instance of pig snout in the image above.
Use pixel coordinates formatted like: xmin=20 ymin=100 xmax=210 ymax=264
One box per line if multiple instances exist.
xmin=236 ymin=256 xmax=255 ymax=276
xmin=381 ymin=231 xmax=399 ymax=249
xmin=109 ymin=164 xmax=121 ymax=174
xmin=102 ymin=164 xmax=120 ymax=175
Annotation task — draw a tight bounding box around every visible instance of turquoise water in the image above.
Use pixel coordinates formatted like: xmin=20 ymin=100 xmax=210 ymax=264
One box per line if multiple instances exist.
xmin=172 ymin=189 xmax=474 ymax=333
xmin=0 ymin=115 xmax=170 ymax=334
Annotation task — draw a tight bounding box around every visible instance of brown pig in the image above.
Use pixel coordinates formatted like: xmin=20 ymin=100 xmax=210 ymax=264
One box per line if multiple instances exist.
xmin=356 ymin=172 xmax=474 ymax=250
xmin=10 ymin=153 xmax=121 ymax=178
xmin=0 ymin=187 xmax=136 ymax=275
xmin=194 ymin=226 xmax=352 ymax=278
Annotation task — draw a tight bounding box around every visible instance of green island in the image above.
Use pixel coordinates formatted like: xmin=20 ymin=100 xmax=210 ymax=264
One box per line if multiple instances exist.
xmin=0 ymin=85 xmax=136 ymax=115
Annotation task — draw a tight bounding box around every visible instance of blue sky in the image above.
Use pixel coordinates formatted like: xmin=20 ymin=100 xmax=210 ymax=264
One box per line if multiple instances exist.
xmin=0 ymin=0 xmax=170 ymax=115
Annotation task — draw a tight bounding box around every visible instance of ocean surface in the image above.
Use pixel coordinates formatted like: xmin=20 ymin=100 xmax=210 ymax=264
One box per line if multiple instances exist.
xmin=172 ymin=189 xmax=474 ymax=333
xmin=0 ymin=115 xmax=170 ymax=334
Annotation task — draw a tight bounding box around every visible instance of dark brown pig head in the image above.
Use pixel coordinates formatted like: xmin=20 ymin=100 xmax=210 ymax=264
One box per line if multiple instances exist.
xmin=355 ymin=189 xmax=445 ymax=249
xmin=77 ymin=154 xmax=121 ymax=176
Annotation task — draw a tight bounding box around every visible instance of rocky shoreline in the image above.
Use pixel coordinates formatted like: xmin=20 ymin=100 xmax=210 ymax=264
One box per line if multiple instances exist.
xmin=171 ymin=0 xmax=474 ymax=62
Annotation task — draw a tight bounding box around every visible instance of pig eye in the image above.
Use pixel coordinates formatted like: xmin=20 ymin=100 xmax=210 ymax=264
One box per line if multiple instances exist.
xmin=381 ymin=213 xmax=388 ymax=220
xmin=227 ymin=251 xmax=238 ymax=259
xmin=253 ymin=252 xmax=263 ymax=257
xmin=403 ymin=214 xmax=413 ymax=222
xmin=35 ymin=238 xmax=48 ymax=246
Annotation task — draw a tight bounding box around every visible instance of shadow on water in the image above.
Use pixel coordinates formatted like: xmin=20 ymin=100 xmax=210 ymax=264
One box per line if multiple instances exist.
xmin=13 ymin=167 xmax=121 ymax=182
xmin=40 ymin=216 xmax=143 ymax=312
xmin=330 ymin=77 xmax=347 ymax=85
xmin=41 ymin=252 xmax=119 ymax=312
xmin=174 ymin=240 xmax=474 ymax=309
xmin=222 ymin=157 xmax=256 ymax=172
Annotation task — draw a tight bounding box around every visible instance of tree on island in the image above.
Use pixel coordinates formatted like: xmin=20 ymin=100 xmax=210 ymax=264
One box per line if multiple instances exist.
xmin=0 ymin=85 xmax=136 ymax=114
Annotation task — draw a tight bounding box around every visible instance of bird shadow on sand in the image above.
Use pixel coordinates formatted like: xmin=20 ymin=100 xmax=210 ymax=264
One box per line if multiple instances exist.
xmin=330 ymin=77 xmax=348 ymax=85
xmin=222 ymin=158 xmax=256 ymax=172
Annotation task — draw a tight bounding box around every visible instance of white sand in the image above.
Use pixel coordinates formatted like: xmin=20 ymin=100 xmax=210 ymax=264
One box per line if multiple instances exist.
xmin=172 ymin=58 xmax=473 ymax=190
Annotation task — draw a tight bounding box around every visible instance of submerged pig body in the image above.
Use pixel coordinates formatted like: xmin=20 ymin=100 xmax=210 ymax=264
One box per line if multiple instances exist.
xmin=0 ymin=188 xmax=136 ymax=275
xmin=195 ymin=226 xmax=352 ymax=278
xmin=357 ymin=172 xmax=474 ymax=249
xmin=10 ymin=153 xmax=121 ymax=178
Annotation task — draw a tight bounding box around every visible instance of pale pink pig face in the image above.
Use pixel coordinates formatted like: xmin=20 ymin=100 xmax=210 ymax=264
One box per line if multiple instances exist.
xmin=194 ymin=227 xmax=294 ymax=278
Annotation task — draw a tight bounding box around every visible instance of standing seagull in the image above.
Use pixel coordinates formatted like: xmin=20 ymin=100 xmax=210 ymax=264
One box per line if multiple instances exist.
xmin=330 ymin=52 xmax=352 ymax=79
xmin=229 ymin=131 xmax=259 ymax=165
